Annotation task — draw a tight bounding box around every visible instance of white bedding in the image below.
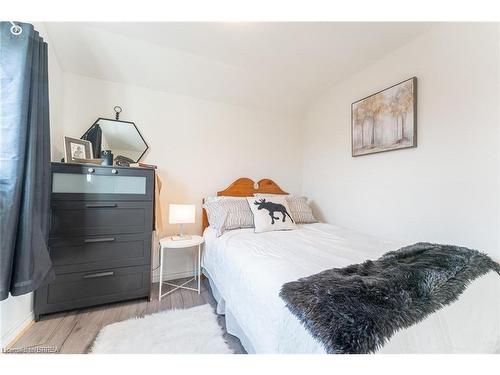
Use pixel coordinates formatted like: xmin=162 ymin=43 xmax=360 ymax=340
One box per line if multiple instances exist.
xmin=202 ymin=223 xmax=500 ymax=353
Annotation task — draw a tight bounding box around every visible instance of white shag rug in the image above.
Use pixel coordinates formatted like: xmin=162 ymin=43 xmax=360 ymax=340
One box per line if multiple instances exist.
xmin=90 ymin=304 xmax=233 ymax=354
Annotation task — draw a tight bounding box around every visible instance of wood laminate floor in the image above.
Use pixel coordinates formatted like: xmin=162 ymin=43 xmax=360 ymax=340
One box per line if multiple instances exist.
xmin=8 ymin=278 xmax=246 ymax=354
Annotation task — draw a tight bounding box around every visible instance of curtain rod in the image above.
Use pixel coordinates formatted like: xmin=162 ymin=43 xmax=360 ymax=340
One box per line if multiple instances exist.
xmin=9 ymin=21 xmax=23 ymax=35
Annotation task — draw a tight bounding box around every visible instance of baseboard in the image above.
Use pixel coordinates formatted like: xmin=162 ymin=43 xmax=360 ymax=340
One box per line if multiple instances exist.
xmin=2 ymin=312 xmax=35 ymax=350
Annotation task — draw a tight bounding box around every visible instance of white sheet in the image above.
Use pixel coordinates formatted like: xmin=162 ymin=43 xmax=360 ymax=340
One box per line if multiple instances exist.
xmin=202 ymin=223 xmax=500 ymax=353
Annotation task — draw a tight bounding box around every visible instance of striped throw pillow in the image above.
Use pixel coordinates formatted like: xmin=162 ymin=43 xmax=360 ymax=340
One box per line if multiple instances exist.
xmin=203 ymin=197 xmax=254 ymax=237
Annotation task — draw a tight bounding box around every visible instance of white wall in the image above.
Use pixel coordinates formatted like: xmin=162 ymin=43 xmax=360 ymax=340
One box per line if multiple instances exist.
xmin=56 ymin=72 xmax=303 ymax=280
xmin=1 ymin=22 xmax=64 ymax=347
xmin=302 ymin=23 xmax=500 ymax=258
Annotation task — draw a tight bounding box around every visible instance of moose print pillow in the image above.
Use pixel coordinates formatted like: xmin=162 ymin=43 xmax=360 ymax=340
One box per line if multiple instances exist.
xmin=246 ymin=196 xmax=297 ymax=233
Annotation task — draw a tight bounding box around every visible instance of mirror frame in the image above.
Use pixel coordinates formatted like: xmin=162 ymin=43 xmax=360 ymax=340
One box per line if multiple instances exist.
xmin=81 ymin=117 xmax=149 ymax=163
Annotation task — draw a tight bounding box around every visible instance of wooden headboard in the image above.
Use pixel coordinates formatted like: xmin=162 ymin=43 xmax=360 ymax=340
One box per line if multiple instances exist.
xmin=202 ymin=178 xmax=288 ymax=232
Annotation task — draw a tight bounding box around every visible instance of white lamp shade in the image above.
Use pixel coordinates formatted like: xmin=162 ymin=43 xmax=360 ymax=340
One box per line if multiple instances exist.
xmin=169 ymin=204 xmax=196 ymax=224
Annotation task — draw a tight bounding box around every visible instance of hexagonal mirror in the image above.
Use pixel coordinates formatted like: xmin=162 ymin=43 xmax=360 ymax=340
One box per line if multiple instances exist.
xmin=81 ymin=118 xmax=148 ymax=164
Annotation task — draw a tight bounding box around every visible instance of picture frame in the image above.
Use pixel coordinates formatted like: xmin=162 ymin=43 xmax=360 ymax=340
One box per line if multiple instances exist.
xmin=351 ymin=77 xmax=417 ymax=157
xmin=63 ymin=136 xmax=94 ymax=163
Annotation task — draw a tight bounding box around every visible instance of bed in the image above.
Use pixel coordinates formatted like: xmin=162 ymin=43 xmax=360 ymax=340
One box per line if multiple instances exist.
xmin=201 ymin=178 xmax=500 ymax=354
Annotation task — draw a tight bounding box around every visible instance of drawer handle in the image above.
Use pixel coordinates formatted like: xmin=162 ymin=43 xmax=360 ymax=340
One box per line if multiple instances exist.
xmin=84 ymin=237 xmax=116 ymax=243
xmin=83 ymin=271 xmax=114 ymax=279
xmin=85 ymin=203 xmax=117 ymax=208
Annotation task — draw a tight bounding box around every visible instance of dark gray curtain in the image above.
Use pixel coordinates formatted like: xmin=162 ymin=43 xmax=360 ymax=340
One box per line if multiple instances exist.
xmin=0 ymin=22 xmax=54 ymax=300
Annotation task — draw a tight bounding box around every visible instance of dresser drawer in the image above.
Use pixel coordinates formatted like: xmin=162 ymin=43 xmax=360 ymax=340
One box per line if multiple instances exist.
xmin=49 ymin=233 xmax=151 ymax=274
xmin=51 ymin=163 xmax=154 ymax=201
xmin=35 ymin=265 xmax=151 ymax=316
xmin=50 ymin=201 xmax=153 ymax=237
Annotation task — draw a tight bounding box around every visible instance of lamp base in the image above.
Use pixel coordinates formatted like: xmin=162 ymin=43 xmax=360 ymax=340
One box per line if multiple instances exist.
xmin=170 ymin=234 xmax=192 ymax=241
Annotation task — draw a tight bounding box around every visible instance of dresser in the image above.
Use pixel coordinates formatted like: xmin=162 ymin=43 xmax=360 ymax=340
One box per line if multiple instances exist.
xmin=34 ymin=162 xmax=154 ymax=320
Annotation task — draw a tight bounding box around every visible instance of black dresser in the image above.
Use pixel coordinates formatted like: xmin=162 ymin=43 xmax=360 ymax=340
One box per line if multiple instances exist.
xmin=34 ymin=162 xmax=154 ymax=320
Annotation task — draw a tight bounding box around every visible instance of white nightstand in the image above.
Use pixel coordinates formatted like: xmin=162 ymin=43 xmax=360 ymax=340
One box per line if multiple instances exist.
xmin=158 ymin=235 xmax=204 ymax=300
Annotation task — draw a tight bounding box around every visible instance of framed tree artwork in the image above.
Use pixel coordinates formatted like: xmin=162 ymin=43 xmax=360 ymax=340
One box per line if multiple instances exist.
xmin=351 ymin=77 xmax=417 ymax=156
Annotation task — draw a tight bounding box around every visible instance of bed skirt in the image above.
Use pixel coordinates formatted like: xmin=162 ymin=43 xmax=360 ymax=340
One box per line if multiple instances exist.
xmin=203 ymin=269 xmax=256 ymax=354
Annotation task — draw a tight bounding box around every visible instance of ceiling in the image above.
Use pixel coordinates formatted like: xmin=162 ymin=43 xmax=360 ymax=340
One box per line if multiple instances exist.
xmin=45 ymin=22 xmax=435 ymax=116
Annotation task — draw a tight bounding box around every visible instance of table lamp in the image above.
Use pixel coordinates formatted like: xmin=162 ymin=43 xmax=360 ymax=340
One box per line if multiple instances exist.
xmin=169 ymin=204 xmax=195 ymax=241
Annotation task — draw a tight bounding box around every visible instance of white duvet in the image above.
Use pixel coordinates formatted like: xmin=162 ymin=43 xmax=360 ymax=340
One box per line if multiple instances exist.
xmin=202 ymin=223 xmax=500 ymax=353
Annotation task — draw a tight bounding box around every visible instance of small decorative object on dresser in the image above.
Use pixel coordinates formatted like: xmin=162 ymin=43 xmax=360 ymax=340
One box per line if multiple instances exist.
xmin=158 ymin=235 xmax=204 ymax=300
xmin=72 ymin=158 xmax=105 ymax=165
xmin=101 ymin=149 xmax=114 ymax=166
xmin=34 ymin=162 xmax=155 ymax=320
xmin=63 ymin=136 xmax=93 ymax=162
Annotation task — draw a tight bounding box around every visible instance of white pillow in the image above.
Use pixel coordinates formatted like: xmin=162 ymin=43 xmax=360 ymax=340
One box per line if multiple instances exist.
xmin=253 ymin=194 xmax=317 ymax=224
xmin=247 ymin=196 xmax=297 ymax=233
xmin=203 ymin=197 xmax=254 ymax=237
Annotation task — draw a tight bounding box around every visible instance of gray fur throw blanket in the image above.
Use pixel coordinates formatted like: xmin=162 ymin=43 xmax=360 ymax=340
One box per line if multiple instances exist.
xmin=280 ymin=242 xmax=499 ymax=354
